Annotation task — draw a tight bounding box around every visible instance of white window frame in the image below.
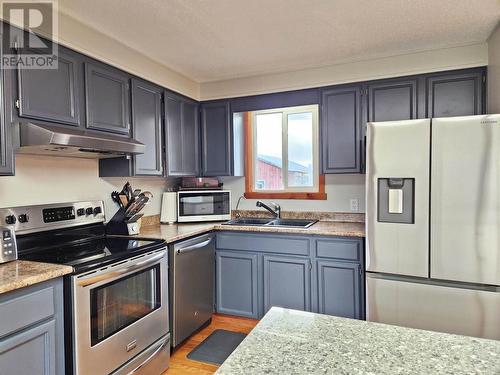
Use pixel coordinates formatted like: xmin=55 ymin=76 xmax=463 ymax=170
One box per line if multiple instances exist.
xmin=252 ymin=104 xmax=319 ymax=193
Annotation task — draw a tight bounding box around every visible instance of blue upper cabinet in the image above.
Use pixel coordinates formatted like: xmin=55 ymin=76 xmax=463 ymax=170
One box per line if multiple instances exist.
xmin=200 ymin=100 xmax=232 ymax=176
xmin=426 ymin=68 xmax=485 ymax=118
xmin=321 ymin=85 xmax=362 ymax=173
xmin=16 ymin=45 xmax=83 ymax=127
xmin=164 ymin=90 xmax=200 ymax=176
xmin=131 ymin=79 xmax=163 ymax=176
xmin=0 ymin=29 xmax=14 ymax=176
xmin=84 ymin=61 xmax=131 ymax=135
xmin=367 ymin=78 xmax=418 ymax=122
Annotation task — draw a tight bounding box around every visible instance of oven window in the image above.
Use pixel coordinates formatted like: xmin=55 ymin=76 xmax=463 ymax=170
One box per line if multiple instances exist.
xmin=90 ymin=265 xmax=161 ymax=346
xmin=179 ymin=192 xmax=230 ymax=216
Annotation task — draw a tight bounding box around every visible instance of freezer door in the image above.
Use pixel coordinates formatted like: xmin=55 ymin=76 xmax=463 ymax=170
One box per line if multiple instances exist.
xmin=431 ymin=115 xmax=500 ymax=285
xmin=366 ymin=119 xmax=430 ymax=277
xmin=366 ymin=275 xmax=500 ymax=340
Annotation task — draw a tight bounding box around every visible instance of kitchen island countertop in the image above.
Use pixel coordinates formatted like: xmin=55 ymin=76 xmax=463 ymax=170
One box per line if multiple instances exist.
xmin=216 ymin=307 xmax=500 ymax=375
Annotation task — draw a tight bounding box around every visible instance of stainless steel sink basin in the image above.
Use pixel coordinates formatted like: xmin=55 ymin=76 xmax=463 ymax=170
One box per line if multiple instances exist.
xmin=223 ymin=217 xmax=273 ymax=226
xmin=222 ymin=217 xmax=317 ymax=228
xmin=266 ymin=218 xmax=318 ymax=228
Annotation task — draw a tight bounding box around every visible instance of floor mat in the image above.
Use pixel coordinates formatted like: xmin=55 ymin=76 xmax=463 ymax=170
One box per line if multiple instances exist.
xmin=187 ymin=329 xmax=247 ymax=365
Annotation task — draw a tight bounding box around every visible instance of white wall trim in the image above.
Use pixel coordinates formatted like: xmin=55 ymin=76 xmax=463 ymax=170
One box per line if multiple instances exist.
xmin=200 ymin=43 xmax=488 ymax=100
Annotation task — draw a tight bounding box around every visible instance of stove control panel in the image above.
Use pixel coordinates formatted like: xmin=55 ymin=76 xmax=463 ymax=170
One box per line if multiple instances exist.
xmin=0 ymin=201 xmax=105 ymax=234
xmin=43 ymin=206 xmax=75 ymax=223
xmin=0 ymin=227 xmax=17 ymax=264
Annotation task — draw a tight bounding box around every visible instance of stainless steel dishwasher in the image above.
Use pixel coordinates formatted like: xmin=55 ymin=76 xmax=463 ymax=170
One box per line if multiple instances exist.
xmin=169 ymin=233 xmax=215 ymax=347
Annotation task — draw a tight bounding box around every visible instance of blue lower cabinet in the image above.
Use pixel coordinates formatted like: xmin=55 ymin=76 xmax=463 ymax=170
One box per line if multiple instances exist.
xmin=215 ymin=232 xmax=364 ymax=320
xmin=263 ymin=255 xmax=311 ymax=314
xmin=0 ymin=278 xmax=64 ymax=374
xmin=216 ymin=250 xmax=259 ymax=318
xmin=317 ymin=260 xmax=362 ymax=319
xmin=0 ymin=319 xmax=56 ymax=375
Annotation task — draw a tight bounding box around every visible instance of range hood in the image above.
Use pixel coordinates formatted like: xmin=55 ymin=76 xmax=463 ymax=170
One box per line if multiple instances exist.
xmin=16 ymin=122 xmax=145 ymax=159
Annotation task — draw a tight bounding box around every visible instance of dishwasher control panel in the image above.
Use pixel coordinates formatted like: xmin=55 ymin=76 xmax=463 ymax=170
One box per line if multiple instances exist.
xmin=0 ymin=227 xmax=17 ymax=264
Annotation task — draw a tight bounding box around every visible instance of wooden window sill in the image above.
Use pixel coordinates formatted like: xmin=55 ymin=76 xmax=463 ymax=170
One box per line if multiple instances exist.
xmin=244 ymin=191 xmax=327 ymax=200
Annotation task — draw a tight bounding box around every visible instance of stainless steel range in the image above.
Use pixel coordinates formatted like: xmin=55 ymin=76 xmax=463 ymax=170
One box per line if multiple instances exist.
xmin=1 ymin=201 xmax=170 ymax=375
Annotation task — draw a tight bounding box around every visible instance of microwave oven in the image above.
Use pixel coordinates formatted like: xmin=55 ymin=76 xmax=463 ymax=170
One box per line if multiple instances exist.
xmin=177 ymin=190 xmax=231 ymax=222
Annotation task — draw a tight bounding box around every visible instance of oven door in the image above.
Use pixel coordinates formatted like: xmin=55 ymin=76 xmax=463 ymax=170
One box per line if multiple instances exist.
xmin=177 ymin=190 xmax=231 ymax=222
xmin=71 ymin=250 xmax=168 ymax=375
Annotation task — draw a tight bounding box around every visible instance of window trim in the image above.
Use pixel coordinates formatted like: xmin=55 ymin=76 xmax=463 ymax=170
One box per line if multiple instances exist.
xmin=243 ymin=107 xmax=327 ymax=200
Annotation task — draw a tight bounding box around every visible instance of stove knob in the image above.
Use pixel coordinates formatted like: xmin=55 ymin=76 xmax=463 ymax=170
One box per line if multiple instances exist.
xmin=5 ymin=215 xmax=16 ymax=225
xmin=77 ymin=208 xmax=85 ymax=216
xmin=93 ymin=207 xmax=102 ymax=215
xmin=85 ymin=207 xmax=93 ymax=216
xmin=18 ymin=214 xmax=29 ymax=223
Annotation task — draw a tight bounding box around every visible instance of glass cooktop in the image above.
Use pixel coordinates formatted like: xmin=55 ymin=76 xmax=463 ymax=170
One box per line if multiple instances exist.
xmin=20 ymin=236 xmax=165 ymax=273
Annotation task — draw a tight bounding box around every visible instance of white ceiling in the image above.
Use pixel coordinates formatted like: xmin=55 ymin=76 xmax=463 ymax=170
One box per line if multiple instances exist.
xmin=59 ymin=0 xmax=500 ymax=83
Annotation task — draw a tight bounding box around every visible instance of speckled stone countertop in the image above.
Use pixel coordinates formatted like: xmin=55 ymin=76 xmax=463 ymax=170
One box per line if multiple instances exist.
xmin=140 ymin=220 xmax=365 ymax=243
xmin=0 ymin=260 xmax=73 ymax=295
xmin=216 ymin=307 xmax=500 ymax=375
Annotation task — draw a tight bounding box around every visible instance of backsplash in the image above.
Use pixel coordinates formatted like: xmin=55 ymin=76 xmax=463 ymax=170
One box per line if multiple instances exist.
xmin=0 ymin=155 xmax=176 ymax=219
xmin=221 ymin=174 xmax=366 ymax=213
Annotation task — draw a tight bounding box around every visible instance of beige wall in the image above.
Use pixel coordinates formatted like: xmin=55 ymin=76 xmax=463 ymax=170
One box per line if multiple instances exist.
xmin=200 ymin=43 xmax=488 ymax=100
xmin=0 ymin=155 xmax=172 ymax=219
xmin=222 ymin=175 xmax=366 ymax=213
xmin=488 ymin=24 xmax=500 ymax=113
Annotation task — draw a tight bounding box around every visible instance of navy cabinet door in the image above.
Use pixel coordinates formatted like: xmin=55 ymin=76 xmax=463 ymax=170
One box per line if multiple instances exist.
xmin=0 ymin=35 xmax=13 ymax=175
xmin=367 ymin=78 xmax=418 ymax=122
xmin=317 ymin=260 xmax=361 ymax=319
xmin=216 ymin=250 xmax=259 ymax=318
xmin=17 ymin=46 xmax=81 ymax=126
xmin=426 ymin=69 xmax=485 ymax=118
xmin=85 ymin=62 xmax=131 ymax=135
xmin=321 ymin=86 xmax=361 ymax=173
xmin=200 ymin=101 xmax=231 ymax=176
xmin=0 ymin=319 xmax=56 ymax=375
xmin=164 ymin=91 xmax=200 ymax=176
xmin=131 ymin=79 xmax=163 ymax=176
xmin=263 ymin=255 xmax=311 ymax=314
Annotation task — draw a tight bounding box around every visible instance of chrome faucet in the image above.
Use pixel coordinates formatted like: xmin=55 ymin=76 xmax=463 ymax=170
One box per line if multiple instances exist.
xmin=256 ymin=201 xmax=281 ymax=218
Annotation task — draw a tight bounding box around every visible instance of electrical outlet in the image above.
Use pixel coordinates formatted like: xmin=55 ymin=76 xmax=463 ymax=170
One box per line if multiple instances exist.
xmin=350 ymin=199 xmax=359 ymax=212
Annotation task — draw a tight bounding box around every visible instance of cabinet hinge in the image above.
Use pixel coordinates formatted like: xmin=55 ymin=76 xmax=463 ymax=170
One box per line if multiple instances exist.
xmin=15 ymin=99 xmax=20 ymax=109
xmin=482 ymin=74 xmax=486 ymax=83
xmin=309 ymin=261 xmax=312 ymax=271
xmin=359 ymin=266 xmax=363 ymax=275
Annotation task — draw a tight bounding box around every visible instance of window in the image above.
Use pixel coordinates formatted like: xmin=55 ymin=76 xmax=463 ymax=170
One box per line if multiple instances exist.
xmin=242 ymin=104 xmax=326 ymax=200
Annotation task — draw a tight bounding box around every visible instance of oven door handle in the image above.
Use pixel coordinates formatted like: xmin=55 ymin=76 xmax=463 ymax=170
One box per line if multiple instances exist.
xmin=77 ymin=251 xmax=166 ymax=287
xmin=176 ymin=237 xmax=213 ymax=254
xmin=129 ymin=335 xmax=170 ymax=374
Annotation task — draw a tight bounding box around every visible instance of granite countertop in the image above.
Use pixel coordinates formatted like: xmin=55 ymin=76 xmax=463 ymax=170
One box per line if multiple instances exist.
xmin=0 ymin=260 xmax=73 ymax=295
xmin=140 ymin=220 xmax=365 ymax=243
xmin=216 ymin=307 xmax=500 ymax=375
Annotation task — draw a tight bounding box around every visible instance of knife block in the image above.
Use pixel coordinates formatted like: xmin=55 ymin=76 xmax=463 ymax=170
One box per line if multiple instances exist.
xmin=106 ymin=207 xmax=131 ymax=235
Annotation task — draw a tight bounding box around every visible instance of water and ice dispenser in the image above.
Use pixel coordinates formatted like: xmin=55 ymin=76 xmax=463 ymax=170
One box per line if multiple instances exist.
xmin=377 ymin=178 xmax=415 ymax=224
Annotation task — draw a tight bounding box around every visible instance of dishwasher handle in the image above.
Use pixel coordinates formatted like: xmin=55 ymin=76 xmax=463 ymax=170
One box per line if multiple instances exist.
xmin=176 ymin=237 xmax=213 ymax=254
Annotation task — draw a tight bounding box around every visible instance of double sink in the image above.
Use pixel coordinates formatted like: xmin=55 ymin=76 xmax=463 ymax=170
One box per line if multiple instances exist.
xmin=223 ymin=217 xmax=318 ymax=228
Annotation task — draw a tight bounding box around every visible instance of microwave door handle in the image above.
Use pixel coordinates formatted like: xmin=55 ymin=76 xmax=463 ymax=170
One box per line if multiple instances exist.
xmin=176 ymin=237 xmax=213 ymax=254
xmin=77 ymin=251 xmax=166 ymax=287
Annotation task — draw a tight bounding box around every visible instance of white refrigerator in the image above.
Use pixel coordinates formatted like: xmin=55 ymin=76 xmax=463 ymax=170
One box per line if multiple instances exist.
xmin=366 ymin=115 xmax=500 ymax=340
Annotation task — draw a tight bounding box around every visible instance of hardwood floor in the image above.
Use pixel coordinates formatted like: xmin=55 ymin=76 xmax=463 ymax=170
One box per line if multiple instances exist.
xmin=164 ymin=314 xmax=259 ymax=374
